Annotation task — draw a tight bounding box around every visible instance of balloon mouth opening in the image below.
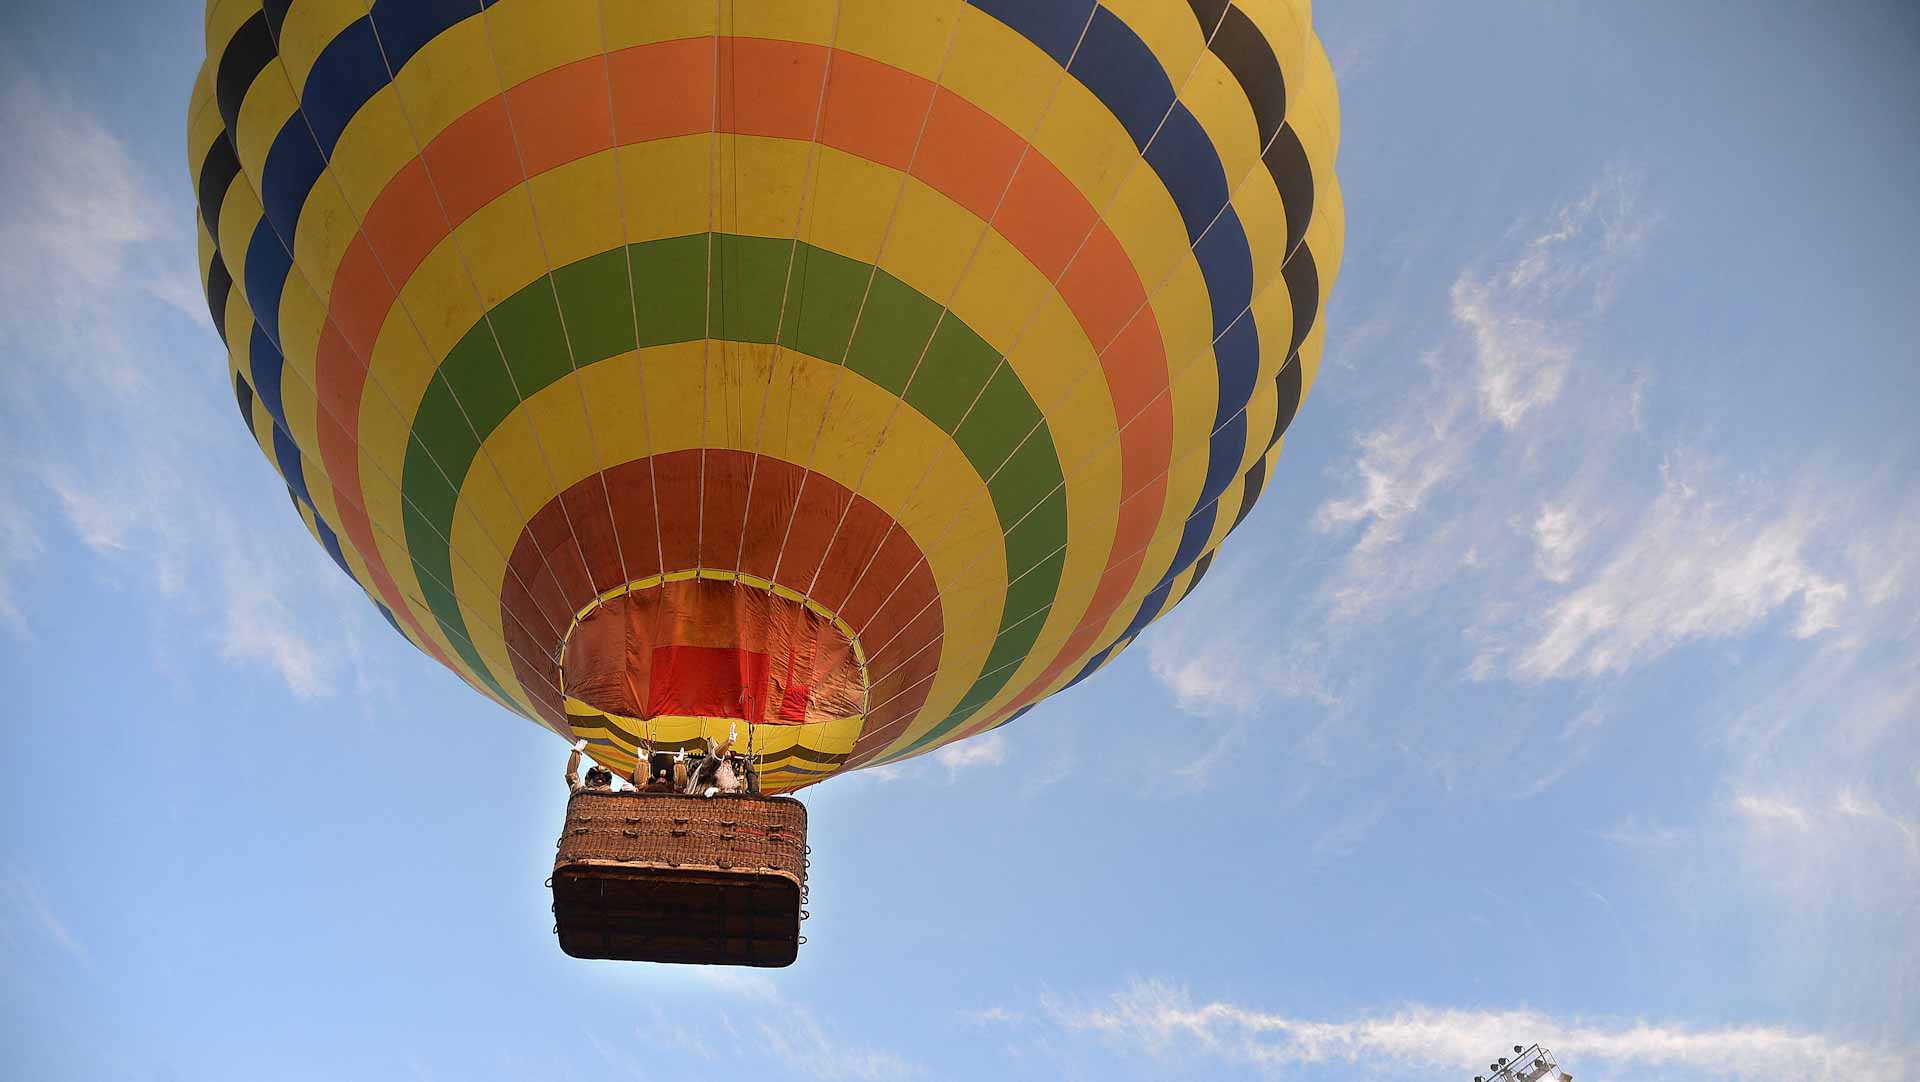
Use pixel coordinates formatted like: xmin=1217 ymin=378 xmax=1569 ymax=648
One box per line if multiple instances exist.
xmin=557 ymin=572 xmax=869 ymax=784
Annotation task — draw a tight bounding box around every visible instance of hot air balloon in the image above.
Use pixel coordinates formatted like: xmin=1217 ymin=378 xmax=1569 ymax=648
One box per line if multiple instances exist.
xmin=190 ymin=0 xmax=1342 ymax=965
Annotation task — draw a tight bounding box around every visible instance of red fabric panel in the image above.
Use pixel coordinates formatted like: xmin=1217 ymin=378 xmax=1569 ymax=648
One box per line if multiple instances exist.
xmin=776 ymin=683 xmax=813 ymax=722
xmin=561 ymin=576 xmax=866 ymax=726
xmin=504 ymin=451 xmax=942 ymax=735
xmin=648 ymin=645 xmax=770 ymax=722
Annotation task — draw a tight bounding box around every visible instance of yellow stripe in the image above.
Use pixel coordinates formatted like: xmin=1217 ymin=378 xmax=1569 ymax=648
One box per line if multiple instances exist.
xmin=445 ymin=342 xmax=1008 ymax=742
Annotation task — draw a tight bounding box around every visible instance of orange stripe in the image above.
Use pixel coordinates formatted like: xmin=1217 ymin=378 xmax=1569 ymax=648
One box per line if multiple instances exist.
xmin=313 ymin=38 xmax=1181 ymax=719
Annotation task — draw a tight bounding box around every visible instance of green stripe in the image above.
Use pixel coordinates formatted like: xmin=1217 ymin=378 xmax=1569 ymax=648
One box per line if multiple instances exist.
xmin=401 ymin=233 xmax=1067 ymax=720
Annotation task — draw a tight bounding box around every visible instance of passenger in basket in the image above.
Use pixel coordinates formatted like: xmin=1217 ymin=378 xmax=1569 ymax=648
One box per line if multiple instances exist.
xmin=565 ymin=739 xmax=614 ymax=794
xmin=637 ymin=752 xmax=676 ymax=793
xmin=691 ymin=731 xmax=743 ymax=798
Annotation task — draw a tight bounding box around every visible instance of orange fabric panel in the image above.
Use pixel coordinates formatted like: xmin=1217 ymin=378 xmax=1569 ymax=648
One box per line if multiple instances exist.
xmin=564 ymin=578 xmax=864 ymax=726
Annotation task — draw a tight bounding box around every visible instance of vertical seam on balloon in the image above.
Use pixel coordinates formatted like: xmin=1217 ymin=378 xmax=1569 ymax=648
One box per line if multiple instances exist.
xmin=732 ymin=4 xmax=846 ymax=583
xmin=472 ymin=3 xmax=630 ymax=598
xmin=696 ymin=0 xmax=722 ymax=574
xmin=828 ymin=2 xmax=1230 ymax=633
xmin=579 ymin=10 xmax=667 ymax=760
xmin=845 ymin=356 xmax=1290 ymax=767
xmin=194 ymin=193 xmax=579 ymax=731
xmin=197 ymin=179 xmax=583 ymax=731
xmin=828 ymin=2 xmax=1238 ymax=742
xmin=588 ymin=0 xmax=667 ymax=586
xmin=852 ymin=441 xmax=1248 ymax=760
xmin=842 ymin=290 xmax=1304 ymax=763
xmin=356 ymin=0 xmax=605 ymax=621
xmin=726 ymin=11 xmax=851 ymax=774
xmin=843 ymin=108 xmax=1314 ymax=759
xmin=286 ymin=2 xmax=587 ymax=651
xmin=779 ymin=5 xmax=1103 ymax=632
xmin=860 ymin=160 xmax=1289 ymax=732
xmin=766 ymin=19 xmax=968 ymax=606
xmin=223 ymin=6 xmax=585 ymax=684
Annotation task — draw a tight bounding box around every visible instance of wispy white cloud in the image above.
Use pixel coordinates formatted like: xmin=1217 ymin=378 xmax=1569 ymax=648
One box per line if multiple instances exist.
xmin=691 ymin=968 xmax=783 ymax=1003
xmin=0 ymin=68 xmax=206 ymax=368
xmin=0 ymin=74 xmax=160 ymax=294
xmin=0 ymin=470 xmax=41 ymax=636
xmin=1506 ymin=461 xmax=1847 ymax=682
xmin=1527 ymin=501 xmax=1592 ymax=585
xmin=2 ymin=870 xmax=88 ymax=965
xmin=961 ymin=1005 xmax=1023 ymax=1026
xmin=1149 ymin=637 xmax=1257 ymax=715
xmin=1314 ymin=367 xmax=1474 ymax=601
xmin=1732 ymin=791 xmax=1816 ymax=833
xmin=934 ymin=729 xmax=1008 ymax=774
xmin=1169 ymin=718 xmax=1244 ymax=793
xmin=1452 ymin=277 xmax=1573 ymax=429
xmin=647 ymin=974 xmax=919 ymax=1081
xmin=0 ymin=67 xmax=355 ymax=699
xmin=754 ymin=1010 xmax=920 ymax=1082
xmin=1595 ymin=815 xmax=1689 ymax=850
xmin=1305 ymin=171 xmax=1649 ymax=625
xmin=1729 ymin=783 xmax=1920 ymax=886
xmin=1046 ymin=978 xmax=1895 ymax=1082
xmin=218 ymin=583 xmax=337 ymax=700
xmin=1137 ymin=156 xmax=1914 ymax=1025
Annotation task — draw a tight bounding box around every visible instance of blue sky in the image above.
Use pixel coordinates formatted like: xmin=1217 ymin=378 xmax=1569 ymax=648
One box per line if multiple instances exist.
xmin=3 ymin=2 xmax=1916 ymax=1080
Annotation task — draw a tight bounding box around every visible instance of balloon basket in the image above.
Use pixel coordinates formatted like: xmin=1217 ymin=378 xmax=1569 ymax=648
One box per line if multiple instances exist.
xmin=550 ymin=789 xmax=808 ymax=967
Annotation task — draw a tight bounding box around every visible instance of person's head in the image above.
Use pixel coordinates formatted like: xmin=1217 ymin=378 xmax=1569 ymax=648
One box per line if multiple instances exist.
xmin=583 ymin=764 xmax=612 ymax=789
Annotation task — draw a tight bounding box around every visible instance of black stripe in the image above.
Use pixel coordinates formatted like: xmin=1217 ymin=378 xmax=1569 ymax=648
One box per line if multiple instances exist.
xmin=565 ymin=713 xmax=852 ymax=766
xmin=1264 ymin=123 xmax=1315 ymax=258
xmin=1265 ymin=354 xmax=1304 ymax=453
xmin=1210 ymin=6 xmax=1287 ymax=147
xmin=262 ymin=0 xmax=293 ymax=40
xmin=196 ymin=131 xmax=241 ymax=235
xmin=206 ymin=252 xmax=234 ymax=345
xmin=1179 ymin=3 xmax=1313 ymax=259
xmin=1182 ymin=0 xmax=1229 ymax=33
xmin=233 ymin=370 xmax=255 ymax=424
xmin=1281 ymin=248 xmax=1318 ymax=356
xmin=1182 ymin=550 xmax=1217 ymax=599
xmin=215 ymin=11 xmax=277 ymax=137
xmin=1231 ymin=457 xmax=1266 ymax=530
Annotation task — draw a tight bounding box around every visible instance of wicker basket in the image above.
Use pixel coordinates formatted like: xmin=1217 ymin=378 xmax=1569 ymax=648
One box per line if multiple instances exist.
xmin=551 ymin=789 xmax=808 ymax=967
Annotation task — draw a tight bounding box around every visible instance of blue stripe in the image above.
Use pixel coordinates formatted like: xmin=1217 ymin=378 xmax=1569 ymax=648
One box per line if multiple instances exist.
xmin=260 ymin=121 xmax=326 ymax=243
xmin=967 ymin=0 xmax=1268 ymax=654
xmin=242 ymin=220 xmax=292 ymax=348
xmin=235 ymin=2 xmax=497 ymax=461
xmin=247 ymin=324 xmax=287 ymax=428
xmin=1208 ymin=308 xmax=1260 ymax=432
xmin=314 ymin=514 xmax=352 ymax=576
xmin=271 ymin=422 xmax=310 ymax=509
xmin=969 ymin=0 xmax=1094 ymax=67
xmin=1144 ymin=106 xmax=1232 ymax=245
xmin=373 ymin=0 xmax=498 ymax=70
xmin=1197 ymin=410 xmax=1248 ymax=511
xmin=299 ymin=17 xmax=385 ymax=155
xmin=1069 ymin=7 xmax=1174 ymax=149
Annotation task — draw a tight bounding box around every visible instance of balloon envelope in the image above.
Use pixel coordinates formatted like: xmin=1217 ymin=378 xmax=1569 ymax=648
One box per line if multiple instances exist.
xmin=189 ymin=1 xmax=1343 ymax=790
